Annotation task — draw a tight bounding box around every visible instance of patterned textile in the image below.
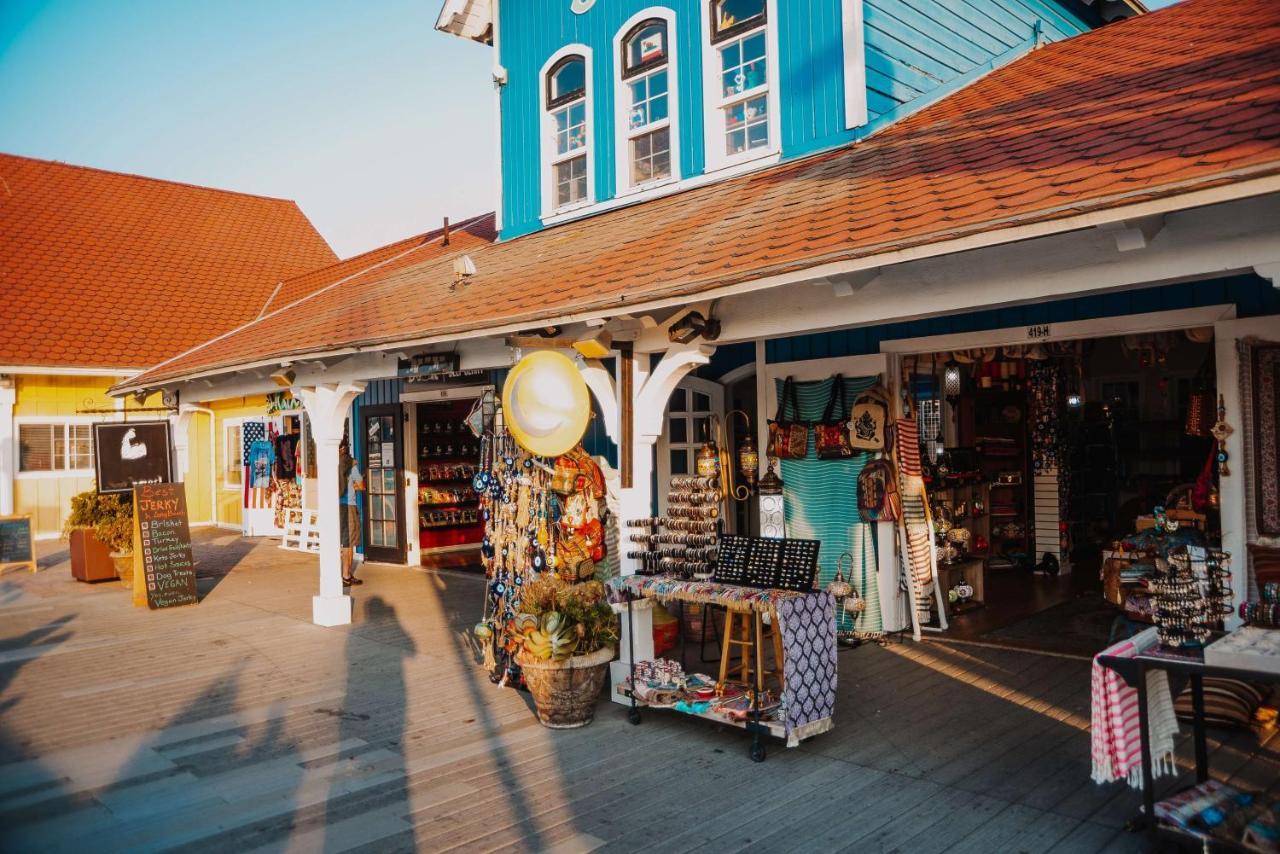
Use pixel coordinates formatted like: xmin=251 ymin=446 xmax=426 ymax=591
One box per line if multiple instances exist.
xmin=242 ymin=421 xmax=271 ymax=509
xmin=774 ymin=591 xmax=837 ymax=739
xmin=1244 ymin=340 xmax=1280 ymax=537
xmin=1091 ymin=628 xmax=1179 ymax=789
xmin=608 ymin=575 xmax=836 ymax=744
xmin=775 ymin=376 xmax=883 ymax=636
xmin=894 ymin=416 xmax=936 ymax=624
xmin=273 ymin=479 xmax=301 ymax=530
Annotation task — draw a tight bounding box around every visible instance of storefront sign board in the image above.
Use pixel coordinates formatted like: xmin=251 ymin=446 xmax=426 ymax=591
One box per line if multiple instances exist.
xmin=131 ymin=483 xmax=198 ymax=610
xmin=94 ymin=421 xmax=172 ymax=495
xmin=0 ymin=515 xmax=35 ymax=574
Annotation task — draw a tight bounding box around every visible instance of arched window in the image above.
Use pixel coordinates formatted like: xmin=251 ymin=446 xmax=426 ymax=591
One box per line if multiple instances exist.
xmin=707 ymin=0 xmax=772 ymax=165
xmin=544 ymin=53 xmax=590 ymax=210
xmin=619 ymin=18 xmax=672 ymax=188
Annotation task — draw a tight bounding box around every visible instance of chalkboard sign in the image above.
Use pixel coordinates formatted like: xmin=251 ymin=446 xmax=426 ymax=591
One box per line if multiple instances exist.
xmin=134 ymin=483 xmax=197 ymax=609
xmin=0 ymin=515 xmax=35 ymax=574
xmin=714 ymin=535 xmax=821 ymax=592
xmin=95 ymin=421 xmax=172 ymax=495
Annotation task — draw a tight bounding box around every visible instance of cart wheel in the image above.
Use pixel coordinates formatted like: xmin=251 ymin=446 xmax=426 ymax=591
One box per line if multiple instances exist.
xmin=628 ymin=708 xmax=641 ymax=725
xmin=750 ymin=741 xmax=766 ymax=763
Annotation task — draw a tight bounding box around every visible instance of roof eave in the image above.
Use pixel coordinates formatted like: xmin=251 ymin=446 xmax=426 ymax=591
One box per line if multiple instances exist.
xmin=435 ymin=0 xmax=494 ymax=45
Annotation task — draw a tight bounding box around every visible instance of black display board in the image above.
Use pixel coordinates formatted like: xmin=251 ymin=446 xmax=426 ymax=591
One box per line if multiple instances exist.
xmin=714 ymin=535 xmax=821 ymax=592
xmin=0 ymin=515 xmax=35 ymax=573
xmin=94 ymin=421 xmax=173 ymax=495
xmin=135 ymin=483 xmax=197 ymax=609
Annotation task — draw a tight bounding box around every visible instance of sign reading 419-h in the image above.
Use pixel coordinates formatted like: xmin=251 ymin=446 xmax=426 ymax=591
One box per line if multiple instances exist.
xmin=134 ymin=482 xmax=198 ymax=610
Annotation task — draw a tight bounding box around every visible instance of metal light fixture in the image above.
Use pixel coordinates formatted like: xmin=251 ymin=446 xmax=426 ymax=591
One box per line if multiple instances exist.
xmin=728 ymin=409 xmax=758 ymax=493
xmin=667 ymin=311 xmax=722 ymax=345
xmin=943 ymin=358 xmax=962 ymax=414
xmin=1067 ymin=393 xmax=1083 ymax=409
xmin=758 ymin=458 xmax=785 ymax=538
xmin=759 ymin=458 xmax=784 ymax=495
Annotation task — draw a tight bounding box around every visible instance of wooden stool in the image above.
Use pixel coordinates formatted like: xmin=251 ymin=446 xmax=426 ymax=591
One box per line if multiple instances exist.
xmin=718 ymin=608 xmax=786 ymax=694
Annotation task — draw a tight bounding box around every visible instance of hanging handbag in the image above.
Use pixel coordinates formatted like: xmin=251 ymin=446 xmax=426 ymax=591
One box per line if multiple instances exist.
xmin=815 ymin=375 xmax=855 ymax=460
xmin=555 ymin=535 xmax=596 ymax=581
xmin=858 ymin=458 xmax=901 ymax=522
xmin=849 ymin=388 xmax=890 ymax=452
xmin=767 ymin=377 xmax=809 ymax=460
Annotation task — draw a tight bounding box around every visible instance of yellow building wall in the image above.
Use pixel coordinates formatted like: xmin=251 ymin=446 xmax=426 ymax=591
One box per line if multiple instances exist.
xmin=12 ymin=375 xmax=218 ymax=537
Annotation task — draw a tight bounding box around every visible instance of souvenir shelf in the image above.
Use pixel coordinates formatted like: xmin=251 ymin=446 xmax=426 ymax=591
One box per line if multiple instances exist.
xmin=926 ymin=481 xmax=990 ymax=613
xmin=973 ymin=389 xmax=1032 ymax=569
xmin=416 ymin=400 xmax=484 ymax=551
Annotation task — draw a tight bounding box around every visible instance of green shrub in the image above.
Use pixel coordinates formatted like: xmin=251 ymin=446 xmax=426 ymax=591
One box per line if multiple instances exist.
xmin=63 ymin=491 xmax=135 ymax=554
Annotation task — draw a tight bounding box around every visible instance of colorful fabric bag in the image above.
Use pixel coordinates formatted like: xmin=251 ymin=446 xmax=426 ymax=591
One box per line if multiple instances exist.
xmin=815 ymin=375 xmax=855 ymax=460
xmin=768 ymin=377 xmax=809 ymax=460
xmin=858 ymin=458 xmax=901 ymax=522
xmin=551 ymin=446 xmax=605 ymax=496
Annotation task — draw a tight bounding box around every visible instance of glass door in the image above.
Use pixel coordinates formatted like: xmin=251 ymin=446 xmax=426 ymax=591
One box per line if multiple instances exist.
xmin=361 ymin=405 xmax=406 ymax=563
xmin=655 ymin=377 xmax=725 ymax=519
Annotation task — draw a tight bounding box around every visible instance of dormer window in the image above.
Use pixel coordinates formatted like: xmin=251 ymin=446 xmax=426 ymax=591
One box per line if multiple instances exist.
xmin=543 ymin=51 xmax=592 ymax=211
xmin=705 ymin=0 xmax=775 ymax=170
xmin=619 ymin=17 xmax=674 ymax=189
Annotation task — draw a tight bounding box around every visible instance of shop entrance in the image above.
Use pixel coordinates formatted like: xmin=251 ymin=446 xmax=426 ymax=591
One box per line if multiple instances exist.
xmin=889 ymin=310 xmax=1224 ymax=655
xmin=361 ymin=405 xmax=406 ymax=564
xmin=413 ymin=395 xmax=485 ymax=561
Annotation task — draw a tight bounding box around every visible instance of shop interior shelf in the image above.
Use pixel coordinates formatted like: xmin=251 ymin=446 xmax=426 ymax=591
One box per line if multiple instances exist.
xmin=615 ymin=685 xmax=791 ymax=741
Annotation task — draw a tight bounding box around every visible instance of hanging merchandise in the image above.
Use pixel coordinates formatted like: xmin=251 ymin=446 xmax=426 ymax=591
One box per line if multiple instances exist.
xmin=1028 ymin=360 xmax=1065 ymax=474
xmin=247 ymin=438 xmax=274 ymax=490
xmin=857 ymin=458 xmax=900 ymax=522
xmin=1184 ymin=357 xmax=1215 ymax=438
xmin=815 ymin=374 xmax=855 ymax=460
xmin=849 ymin=387 xmax=891 ymax=452
xmin=768 ymin=376 xmax=809 ymax=459
xmin=502 ymin=350 xmax=591 ymax=457
xmin=729 ymin=409 xmax=758 ymax=496
xmin=1211 ymin=394 xmax=1233 ymax=478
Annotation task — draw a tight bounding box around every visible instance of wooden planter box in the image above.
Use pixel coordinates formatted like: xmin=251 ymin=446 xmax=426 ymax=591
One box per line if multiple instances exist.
xmin=69 ymin=528 xmax=118 ymax=582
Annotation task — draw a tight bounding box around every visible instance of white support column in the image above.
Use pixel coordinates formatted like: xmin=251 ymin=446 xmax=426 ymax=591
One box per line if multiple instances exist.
xmin=0 ymin=379 xmax=13 ymax=516
xmin=297 ymin=381 xmax=367 ymax=627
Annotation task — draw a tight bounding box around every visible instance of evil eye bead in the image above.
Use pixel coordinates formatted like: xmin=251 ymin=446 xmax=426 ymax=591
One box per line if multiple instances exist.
xmin=532 ymin=552 xmax=544 ymax=569
xmin=515 ymin=575 xmax=524 ymax=586
xmin=473 ymin=473 xmax=487 ymax=492
xmin=523 ymin=458 xmax=534 ymax=469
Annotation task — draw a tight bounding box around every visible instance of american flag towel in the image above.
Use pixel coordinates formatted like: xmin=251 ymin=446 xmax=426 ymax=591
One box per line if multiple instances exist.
xmin=242 ymin=421 xmax=272 ymax=509
xmin=1090 ymin=628 xmax=1179 ymax=789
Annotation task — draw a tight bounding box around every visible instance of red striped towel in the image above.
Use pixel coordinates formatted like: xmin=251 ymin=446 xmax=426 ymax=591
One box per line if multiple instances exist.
xmin=1091 ymin=628 xmax=1179 ymax=789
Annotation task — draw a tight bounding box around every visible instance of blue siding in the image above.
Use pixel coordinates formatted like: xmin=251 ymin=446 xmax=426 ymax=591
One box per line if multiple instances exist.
xmin=765 ymin=275 xmax=1280 ymax=363
xmin=497 ymin=0 xmax=1097 ymax=238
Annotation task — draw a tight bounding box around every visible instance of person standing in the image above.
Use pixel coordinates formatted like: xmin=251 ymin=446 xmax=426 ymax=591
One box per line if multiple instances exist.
xmin=339 ymin=437 xmax=365 ymax=585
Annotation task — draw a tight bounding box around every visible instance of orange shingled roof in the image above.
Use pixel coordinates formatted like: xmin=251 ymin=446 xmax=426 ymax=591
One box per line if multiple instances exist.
xmin=0 ymin=154 xmax=338 ymax=370
xmin=123 ymin=0 xmax=1280 ymax=391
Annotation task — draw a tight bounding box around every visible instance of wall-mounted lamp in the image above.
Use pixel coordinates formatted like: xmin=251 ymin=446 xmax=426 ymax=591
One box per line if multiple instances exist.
xmin=572 ymin=328 xmax=612 ymax=360
xmin=1067 ymin=393 xmax=1083 ymax=409
xmin=270 ymin=368 xmax=296 ymax=387
xmin=943 ymin=359 xmax=962 ymax=406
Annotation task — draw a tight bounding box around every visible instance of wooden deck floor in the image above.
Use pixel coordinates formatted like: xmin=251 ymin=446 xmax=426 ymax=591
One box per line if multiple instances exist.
xmin=0 ymin=531 xmax=1274 ymax=853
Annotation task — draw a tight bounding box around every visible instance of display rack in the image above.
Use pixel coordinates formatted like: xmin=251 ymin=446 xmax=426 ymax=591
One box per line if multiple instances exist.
xmin=625 ymin=475 xmax=722 ymax=579
xmin=417 ymin=400 xmax=484 ymax=551
xmin=926 ymin=481 xmax=990 ymax=615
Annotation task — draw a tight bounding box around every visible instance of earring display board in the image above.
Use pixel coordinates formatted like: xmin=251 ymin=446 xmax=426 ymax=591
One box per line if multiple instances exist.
xmin=715 ymin=535 xmax=821 ymax=592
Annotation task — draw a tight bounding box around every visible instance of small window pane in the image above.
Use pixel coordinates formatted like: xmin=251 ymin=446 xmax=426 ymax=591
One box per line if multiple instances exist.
xmin=669 ymin=389 xmax=688 ymax=412
xmin=555 ymin=155 xmax=588 ymax=207
xmin=693 ymin=392 xmax=712 ymax=412
xmin=382 ymin=495 xmax=395 ymax=518
xmin=550 ymin=57 xmax=585 ymax=102
xmin=226 ymin=425 xmax=243 ymax=486
xmin=694 ymin=416 xmax=711 ymax=442
xmin=725 ymin=95 xmax=768 ymax=155
xmin=715 ymin=0 xmax=766 ymax=35
xmin=669 ymin=418 xmax=688 ymax=444
xmin=69 ymin=424 xmax=93 ymax=470
xmin=371 ymin=524 xmax=385 ymax=547
xmin=721 ymin=34 xmax=767 ymax=97
xmin=384 ymin=522 xmax=397 ymax=546
xmin=625 ymin=21 xmax=666 ymax=73
xmin=631 ymin=127 xmax=671 ymax=185
xmin=670 ymin=450 xmax=689 ymax=475
xmin=18 ymin=424 xmax=55 ymax=472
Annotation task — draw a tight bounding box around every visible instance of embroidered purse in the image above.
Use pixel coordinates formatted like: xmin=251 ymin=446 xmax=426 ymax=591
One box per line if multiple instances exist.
xmin=815 ymin=375 xmax=855 ymax=460
xmin=858 ymin=458 xmax=901 ymax=522
xmin=768 ymin=377 xmax=809 ymax=459
xmin=849 ymin=388 xmax=890 ymax=452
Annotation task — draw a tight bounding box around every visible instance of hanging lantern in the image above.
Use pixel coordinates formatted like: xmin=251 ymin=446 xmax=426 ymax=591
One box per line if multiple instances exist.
xmin=727 ymin=409 xmax=758 ymax=492
xmin=759 ymin=459 xmax=784 ymax=495
xmin=697 ymin=438 xmax=721 ymax=478
xmin=758 ymin=458 xmax=786 ymax=537
xmin=943 ymin=359 xmax=962 ymax=400
xmin=827 ymin=552 xmax=853 ymax=599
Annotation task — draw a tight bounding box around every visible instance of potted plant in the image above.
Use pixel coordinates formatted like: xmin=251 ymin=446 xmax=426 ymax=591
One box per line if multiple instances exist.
xmin=63 ymin=491 xmax=133 ymax=583
xmin=513 ymin=575 xmax=619 ymax=728
xmin=63 ymin=491 xmax=134 ymax=588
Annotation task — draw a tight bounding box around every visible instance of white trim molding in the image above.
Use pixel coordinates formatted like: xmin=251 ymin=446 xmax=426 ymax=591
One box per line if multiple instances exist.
xmin=613 ymin=7 xmax=682 ymax=197
xmin=0 ymin=383 xmax=13 ymax=515
xmin=701 ymin=0 xmax=781 ymax=174
xmin=841 ymin=0 xmax=868 ymax=129
xmin=12 ymin=415 xmax=110 ymax=481
xmin=540 ymin=43 xmax=596 ymax=219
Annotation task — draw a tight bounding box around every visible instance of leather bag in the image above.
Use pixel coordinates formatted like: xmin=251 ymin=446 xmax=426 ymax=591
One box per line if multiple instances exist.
xmin=768 ymin=377 xmax=809 ymax=459
xmin=815 ymin=375 xmax=855 ymax=460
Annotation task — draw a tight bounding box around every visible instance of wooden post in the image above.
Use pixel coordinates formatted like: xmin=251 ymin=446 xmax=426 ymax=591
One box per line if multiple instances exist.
xmin=619 ymin=344 xmax=634 ymax=490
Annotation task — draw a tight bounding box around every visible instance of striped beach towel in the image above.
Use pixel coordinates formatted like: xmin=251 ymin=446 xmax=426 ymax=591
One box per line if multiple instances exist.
xmin=893 ymin=416 xmax=937 ymax=625
xmin=1090 ymin=628 xmax=1179 ymax=789
xmin=777 ymin=376 xmax=884 ymax=637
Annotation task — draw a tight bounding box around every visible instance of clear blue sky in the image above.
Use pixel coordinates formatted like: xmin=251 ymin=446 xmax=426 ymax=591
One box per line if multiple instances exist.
xmin=0 ymin=0 xmax=496 ymax=257
xmin=1 ymin=0 xmax=1181 ymax=257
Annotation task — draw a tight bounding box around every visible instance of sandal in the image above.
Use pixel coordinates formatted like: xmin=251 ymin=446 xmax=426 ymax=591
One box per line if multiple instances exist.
xmin=342 ymin=576 xmax=354 ymax=586
xmin=348 ymin=576 xmax=364 ymax=585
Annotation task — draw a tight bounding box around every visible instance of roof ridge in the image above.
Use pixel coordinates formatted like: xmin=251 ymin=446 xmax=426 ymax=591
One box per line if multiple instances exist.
xmin=0 ymin=151 xmax=303 ymax=205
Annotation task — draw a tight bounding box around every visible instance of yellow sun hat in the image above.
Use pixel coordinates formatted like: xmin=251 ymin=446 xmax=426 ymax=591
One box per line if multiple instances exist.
xmin=502 ymin=350 xmax=591 ymax=457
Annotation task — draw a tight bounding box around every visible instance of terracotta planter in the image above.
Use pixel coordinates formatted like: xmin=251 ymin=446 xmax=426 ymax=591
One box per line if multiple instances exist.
xmin=111 ymin=552 xmax=134 ymax=590
xmin=69 ymin=528 xmax=118 ymax=582
xmin=516 ymin=645 xmax=615 ymax=729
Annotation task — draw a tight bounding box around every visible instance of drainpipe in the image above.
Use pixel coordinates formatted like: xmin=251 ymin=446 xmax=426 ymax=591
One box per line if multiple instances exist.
xmin=0 ymin=376 xmax=13 ymax=516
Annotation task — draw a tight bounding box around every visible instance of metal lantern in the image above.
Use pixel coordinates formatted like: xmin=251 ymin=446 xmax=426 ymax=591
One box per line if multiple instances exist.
xmin=943 ymin=359 xmax=962 ymax=400
xmin=758 ymin=459 xmax=786 ymax=537
xmin=729 ymin=409 xmax=759 ymax=491
xmin=697 ymin=439 xmax=721 ymax=478
xmin=828 ymin=552 xmax=854 ymax=599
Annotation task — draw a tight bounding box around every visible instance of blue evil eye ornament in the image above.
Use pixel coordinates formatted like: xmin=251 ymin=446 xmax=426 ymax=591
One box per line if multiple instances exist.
xmin=473 ymin=473 xmax=487 ymax=492
xmin=481 ymin=537 xmax=495 ymax=559
xmin=523 ymin=458 xmax=534 ymax=469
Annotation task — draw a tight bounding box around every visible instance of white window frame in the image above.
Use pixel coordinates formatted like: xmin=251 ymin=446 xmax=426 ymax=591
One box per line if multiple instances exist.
xmin=13 ymin=416 xmax=101 ymax=479
xmin=613 ymin=8 xmax=681 ymax=196
xmin=223 ymin=417 xmax=245 ymax=490
xmin=842 ymin=0 xmax=868 ymax=129
xmin=540 ymin=44 xmax=595 ymax=218
xmin=701 ymin=0 xmax=780 ymax=174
